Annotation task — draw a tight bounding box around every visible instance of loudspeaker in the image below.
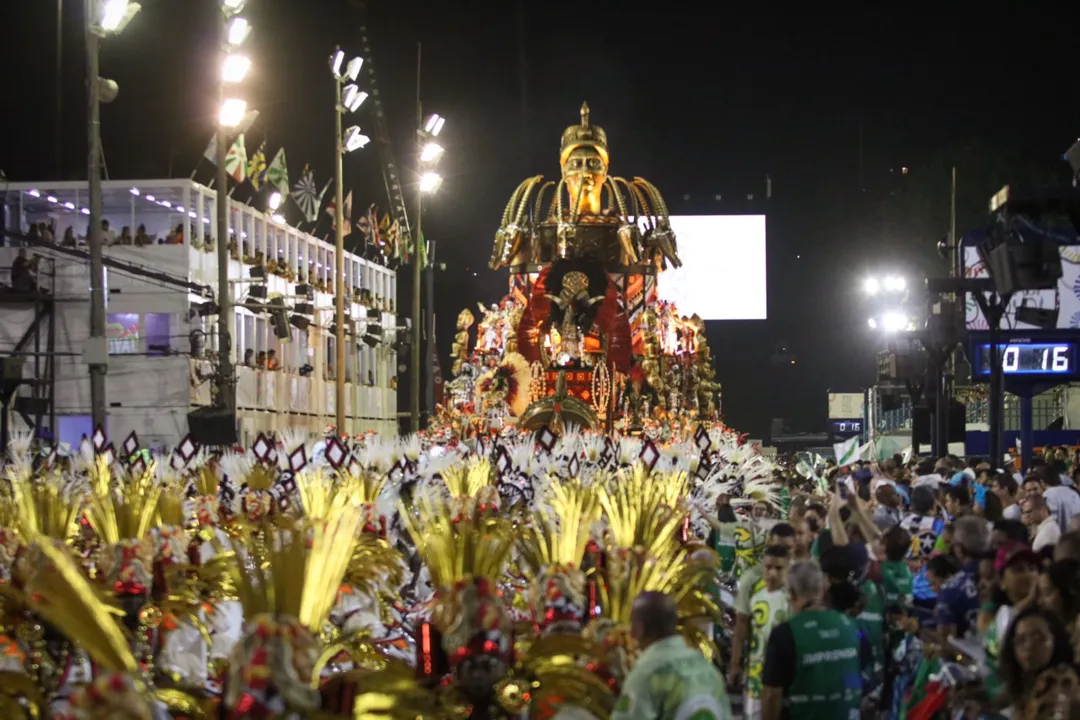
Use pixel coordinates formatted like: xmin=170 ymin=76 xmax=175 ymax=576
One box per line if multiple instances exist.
xmin=911 ymin=400 xmax=965 ymax=446
xmin=986 ymin=242 xmax=1062 ymax=294
xmin=187 ymin=407 xmax=237 ymax=446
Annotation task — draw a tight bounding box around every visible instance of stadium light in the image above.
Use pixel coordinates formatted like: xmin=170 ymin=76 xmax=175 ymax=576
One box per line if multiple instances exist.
xmin=221 ymin=0 xmax=246 ymax=13
xmin=226 ymin=16 xmax=250 ymax=46
xmin=424 ymin=113 xmax=445 ymax=137
xmin=218 ymin=98 xmax=247 ymax=127
xmin=222 ymin=54 xmax=251 ymax=83
xmin=864 ymin=275 xmax=906 ymax=294
xmin=268 ymin=191 xmax=282 ymax=210
xmin=419 ymin=172 xmax=443 ymax=194
xmin=343 ymin=126 xmax=370 ymax=152
xmin=881 ymin=312 xmax=908 ymax=332
xmin=864 ymin=277 xmax=880 ymax=295
xmin=342 ymin=84 xmax=367 ymax=113
xmin=420 ymin=142 xmax=444 ymax=164
xmin=99 ymin=0 xmax=141 ymax=33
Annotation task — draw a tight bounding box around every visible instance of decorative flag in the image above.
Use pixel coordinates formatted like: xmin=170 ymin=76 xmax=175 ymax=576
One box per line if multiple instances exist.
xmin=202 ymin=136 xmax=218 ymax=165
xmin=290 ymin=164 xmax=322 ymax=222
xmin=326 ymin=190 xmax=352 ymax=236
xmin=224 ymin=134 xmax=247 ymax=183
xmin=385 ymin=217 xmax=401 ymax=260
xmin=265 ymin=148 xmax=289 ymax=195
xmin=833 ymin=435 xmax=859 ymax=467
xmin=247 ymin=141 xmax=267 ymax=189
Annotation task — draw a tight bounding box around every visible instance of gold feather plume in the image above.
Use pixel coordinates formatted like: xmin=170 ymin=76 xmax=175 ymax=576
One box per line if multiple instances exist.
xmin=233 ymin=492 xmax=363 ymax=630
xmin=399 ymin=491 xmax=514 ymax=590
xmin=441 ymin=458 xmax=494 ymax=499
xmin=3 ymin=469 xmax=82 ymax=542
xmin=21 ymin=540 xmax=136 ymax=675
xmin=519 ymin=479 xmax=601 ymax=573
xmin=85 ymin=457 xmax=162 ymax=544
xmin=597 ymin=468 xmax=688 ymax=552
xmin=193 ymin=465 xmax=219 ymax=497
xmin=157 ymin=479 xmax=187 ymax=528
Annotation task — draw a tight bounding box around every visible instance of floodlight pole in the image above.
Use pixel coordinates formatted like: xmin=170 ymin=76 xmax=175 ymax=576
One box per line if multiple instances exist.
xmin=85 ymin=0 xmax=107 ymax=431
xmin=215 ymin=14 xmax=235 ymax=416
xmin=334 ymin=71 xmax=347 ymax=436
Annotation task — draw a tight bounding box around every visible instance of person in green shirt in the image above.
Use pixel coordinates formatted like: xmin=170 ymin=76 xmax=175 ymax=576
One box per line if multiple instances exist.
xmin=761 ymin=560 xmax=867 ymax=720
xmin=611 ymin=591 xmax=732 ymax=720
xmin=742 ymin=546 xmax=791 ymax=719
xmin=879 ymin=525 xmax=913 ymax=609
xmin=729 ymin=523 xmax=797 ymax=689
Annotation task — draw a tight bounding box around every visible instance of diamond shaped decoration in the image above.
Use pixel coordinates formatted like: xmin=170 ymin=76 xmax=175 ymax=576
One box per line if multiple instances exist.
xmin=324 ymin=437 xmax=347 ymax=470
xmin=536 ymin=427 xmax=556 ymax=453
xmin=695 ymin=457 xmax=712 ymax=481
xmin=639 ymin=438 xmax=660 ymax=472
xmin=267 ymin=447 xmax=279 ymax=466
xmin=603 ymin=436 xmax=614 ymax=455
xmin=496 ymin=448 xmax=511 ymax=476
xmin=347 ymin=457 xmax=361 ymax=476
xmin=170 ymin=452 xmax=184 ymax=471
xmin=177 ymin=435 xmax=198 ymax=463
xmin=279 ymin=473 xmax=297 ymax=495
xmin=122 ymin=431 xmax=139 ymax=458
xmin=252 ymin=433 xmax=272 ymax=463
xmin=92 ymin=426 xmax=107 ymax=452
xmin=132 ymin=457 xmax=147 ymax=475
xmin=102 ymin=443 xmax=116 ymax=467
xmin=694 ymin=425 xmax=711 ymax=453
xmin=568 ymin=454 xmax=580 ymax=477
xmin=289 ymin=446 xmax=307 ymax=473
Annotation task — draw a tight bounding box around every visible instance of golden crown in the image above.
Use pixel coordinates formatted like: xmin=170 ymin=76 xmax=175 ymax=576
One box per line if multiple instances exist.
xmin=560 ymin=102 xmax=609 ymax=167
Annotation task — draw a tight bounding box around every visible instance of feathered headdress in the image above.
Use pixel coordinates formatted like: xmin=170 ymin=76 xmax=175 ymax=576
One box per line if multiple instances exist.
xmin=475 ymin=352 xmax=531 ymax=417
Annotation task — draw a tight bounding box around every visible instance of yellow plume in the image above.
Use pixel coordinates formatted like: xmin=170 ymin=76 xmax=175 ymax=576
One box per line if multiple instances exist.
xmin=85 ymin=459 xmax=162 ymax=544
xmin=520 ymin=479 xmax=600 ymax=572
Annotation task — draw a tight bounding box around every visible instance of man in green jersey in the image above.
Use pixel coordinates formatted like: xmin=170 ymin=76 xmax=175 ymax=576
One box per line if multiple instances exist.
xmin=611 ymin=592 xmax=731 ymax=720
xmin=742 ymin=546 xmax=791 ymax=720
xmin=761 ymin=561 xmax=866 ymax=720
xmin=729 ymin=523 xmax=798 ymax=688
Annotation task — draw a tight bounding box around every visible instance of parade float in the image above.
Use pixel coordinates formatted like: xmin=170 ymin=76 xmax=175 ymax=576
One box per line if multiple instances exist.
xmin=443 ymin=104 xmax=721 ymax=439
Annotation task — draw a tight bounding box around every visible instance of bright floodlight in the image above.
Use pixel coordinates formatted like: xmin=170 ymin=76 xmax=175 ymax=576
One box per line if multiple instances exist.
xmin=424 ymin=113 xmax=445 ymax=137
xmin=345 ymin=57 xmax=363 ymax=82
xmin=882 ymin=312 xmax=907 ymax=332
xmin=222 ymin=54 xmax=251 ymax=83
xmin=330 ymin=50 xmax=345 ymax=77
xmin=221 ymin=0 xmax=245 ymax=12
xmin=419 ymin=172 xmax=443 ymax=194
xmin=343 ymin=126 xmax=370 ymax=152
xmin=420 ymin=142 xmax=444 ymax=164
xmin=864 ymin=277 xmax=879 ymax=295
xmin=271 ymin=213 xmax=286 ymax=224
xmin=100 ymin=0 xmax=140 ymax=32
xmin=342 ymin=84 xmax=367 ymax=113
xmin=226 ymin=16 xmax=251 ymax=46
xmin=268 ymin=192 xmax=282 ymax=211
xmin=867 ymin=317 xmax=878 ymax=330
xmin=883 ymin=276 xmax=906 ymax=292
xmin=219 ymin=98 xmax=248 ymax=127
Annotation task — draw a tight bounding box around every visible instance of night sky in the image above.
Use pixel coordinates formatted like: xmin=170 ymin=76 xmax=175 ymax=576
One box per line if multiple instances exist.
xmin=4 ymin=0 xmax=1078 ymax=438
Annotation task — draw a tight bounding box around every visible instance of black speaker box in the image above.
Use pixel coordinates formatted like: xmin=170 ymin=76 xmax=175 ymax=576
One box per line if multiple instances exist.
xmin=187 ymin=407 xmax=237 ymax=446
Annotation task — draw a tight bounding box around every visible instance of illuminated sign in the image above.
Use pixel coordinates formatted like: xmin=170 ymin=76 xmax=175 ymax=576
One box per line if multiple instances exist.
xmin=973 ymin=343 xmax=1079 ymax=376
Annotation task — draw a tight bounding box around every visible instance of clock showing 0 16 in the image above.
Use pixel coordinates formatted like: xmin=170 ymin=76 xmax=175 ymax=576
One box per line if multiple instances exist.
xmin=975 ymin=343 xmax=1077 ymax=376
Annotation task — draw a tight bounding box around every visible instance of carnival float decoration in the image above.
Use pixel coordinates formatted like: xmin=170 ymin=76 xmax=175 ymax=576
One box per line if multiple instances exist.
xmin=439 ymin=103 xmax=721 ymax=438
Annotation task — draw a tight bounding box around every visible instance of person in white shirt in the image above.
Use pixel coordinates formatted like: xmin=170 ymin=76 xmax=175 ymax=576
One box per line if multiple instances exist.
xmin=992 ymin=473 xmax=1022 ymax=521
xmin=1042 ymin=476 xmax=1080 ymax=533
xmin=1023 ymin=495 xmax=1061 ymax=552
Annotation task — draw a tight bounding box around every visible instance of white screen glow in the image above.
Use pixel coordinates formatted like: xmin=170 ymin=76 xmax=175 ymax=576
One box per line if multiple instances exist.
xmin=652 ymin=215 xmax=767 ymax=320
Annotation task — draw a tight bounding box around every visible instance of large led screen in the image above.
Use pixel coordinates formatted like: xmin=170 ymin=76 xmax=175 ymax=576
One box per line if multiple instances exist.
xmin=653 ymin=215 xmax=767 ymax=320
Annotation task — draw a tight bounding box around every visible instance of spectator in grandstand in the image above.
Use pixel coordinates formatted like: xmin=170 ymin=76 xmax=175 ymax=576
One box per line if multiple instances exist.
xmin=1053 ymin=531 xmax=1080 ymax=564
xmin=267 ymin=349 xmax=279 ymax=371
xmin=1023 ymin=495 xmax=1062 ymax=552
xmin=1039 ymin=559 xmax=1080 ymax=635
xmin=612 ymin=591 xmax=730 ymax=720
xmin=925 ymin=554 xmax=961 ymax=594
xmin=983 ymin=542 xmax=1042 ymax=704
xmin=100 ymin=219 xmax=116 ymax=244
xmin=942 ymin=484 xmax=973 ymax=520
xmin=10 ymin=249 xmax=36 ymax=292
xmin=256 ymin=351 xmax=267 ymax=369
xmin=60 ymin=226 xmax=76 ymax=247
xmin=993 ymin=474 xmax=1022 ymax=521
xmin=761 ymin=560 xmax=866 ymax=720
xmin=243 ymin=348 xmax=254 ymax=367
xmin=999 ymin=606 xmax=1076 ymax=717
xmin=992 ymin=519 xmax=1029 ymax=549
xmin=116 ymin=226 xmax=133 ymax=245
xmin=935 ymin=515 xmax=989 ymax=643
xmin=134 ymin=224 xmax=151 ymax=246
xmin=729 ymin=523 xmax=797 ymax=689
xmin=873 ymin=483 xmax=903 ymax=531
xmin=1041 ymin=470 xmax=1080 ymax=532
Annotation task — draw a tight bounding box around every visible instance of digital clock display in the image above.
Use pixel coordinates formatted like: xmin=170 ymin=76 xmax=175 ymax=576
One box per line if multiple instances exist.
xmin=830 ymin=419 xmax=862 ymax=434
xmin=974 ymin=343 xmax=1078 ymax=376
